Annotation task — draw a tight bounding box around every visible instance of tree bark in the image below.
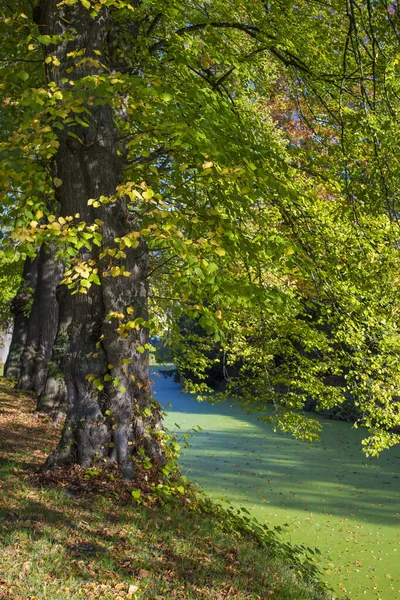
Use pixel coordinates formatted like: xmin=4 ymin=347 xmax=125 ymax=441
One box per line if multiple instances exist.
xmin=17 ymin=244 xmax=62 ymax=395
xmin=36 ymin=283 xmax=68 ymax=418
xmin=4 ymin=256 xmax=39 ymax=380
xmin=36 ymin=1 xmax=165 ymax=478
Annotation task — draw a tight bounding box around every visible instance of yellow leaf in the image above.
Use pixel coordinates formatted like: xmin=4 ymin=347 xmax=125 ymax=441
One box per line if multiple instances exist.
xmin=202 ymin=161 xmax=213 ymax=169
xmin=53 ymin=177 xmax=63 ymax=187
xmin=143 ymin=188 xmax=154 ymax=200
xmin=128 ymin=190 xmax=143 ymax=201
xmin=115 ymin=583 xmax=125 ymax=591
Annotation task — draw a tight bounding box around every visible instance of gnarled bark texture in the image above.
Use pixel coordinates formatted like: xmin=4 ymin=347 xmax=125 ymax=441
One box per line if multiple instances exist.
xmin=36 ymin=1 xmax=164 ymax=479
xmin=4 ymin=256 xmax=39 ymax=380
xmin=18 ymin=244 xmax=62 ymax=395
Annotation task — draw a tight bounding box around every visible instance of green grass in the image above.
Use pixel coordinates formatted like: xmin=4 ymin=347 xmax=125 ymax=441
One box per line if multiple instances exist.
xmin=0 ymin=379 xmax=332 ymax=600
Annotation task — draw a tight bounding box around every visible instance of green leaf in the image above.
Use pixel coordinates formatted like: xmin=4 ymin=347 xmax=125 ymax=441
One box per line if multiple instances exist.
xmin=17 ymin=70 xmax=29 ymax=81
xmin=93 ymin=379 xmax=104 ymax=391
xmin=131 ymin=489 xmax=141 ymax=501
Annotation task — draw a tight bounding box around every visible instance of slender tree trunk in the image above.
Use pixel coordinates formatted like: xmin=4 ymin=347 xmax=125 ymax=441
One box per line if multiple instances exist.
xmin=18 ymin=244 xmax=62 ymax=395
xmin=36 ymin=1 xmax=165 ymax=478
xmin=37 ymin=285 xmax=68 ymax=418
xmin=4 ymin=256 xmax=39 ymax=380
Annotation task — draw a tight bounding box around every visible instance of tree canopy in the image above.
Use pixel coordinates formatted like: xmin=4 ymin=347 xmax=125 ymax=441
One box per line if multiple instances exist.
xmin=0 ymin=0 xmax=400 ymax=475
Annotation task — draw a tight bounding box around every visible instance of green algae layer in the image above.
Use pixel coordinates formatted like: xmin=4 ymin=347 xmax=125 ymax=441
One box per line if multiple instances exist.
xmin=152 ymin=369 xmax=400 ymax=600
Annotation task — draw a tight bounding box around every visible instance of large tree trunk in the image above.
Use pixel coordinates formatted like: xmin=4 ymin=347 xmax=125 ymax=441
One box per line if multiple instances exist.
xmin=17 ymin=244 xmax=62 ymax=395
xmin=36 ymin=1 xmax=165 ymax=478
xmin=37 ymin=362 xmax=66 ymax=419
xmin=4 ymin=256 xmax=39 ymax=380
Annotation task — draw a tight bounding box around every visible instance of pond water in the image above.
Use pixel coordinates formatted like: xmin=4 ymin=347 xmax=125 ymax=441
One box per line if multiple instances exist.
xmin=151 ymin=368 xmax=400 ymax=600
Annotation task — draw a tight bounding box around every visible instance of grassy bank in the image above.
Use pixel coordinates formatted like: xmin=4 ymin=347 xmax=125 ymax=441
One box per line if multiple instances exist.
xmin=0 ymin=379 xmax=332 ymax=600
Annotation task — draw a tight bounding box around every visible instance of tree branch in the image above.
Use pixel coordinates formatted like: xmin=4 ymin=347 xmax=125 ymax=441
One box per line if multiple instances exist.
xmin=149 ymin=21 xmax=274 ymax=54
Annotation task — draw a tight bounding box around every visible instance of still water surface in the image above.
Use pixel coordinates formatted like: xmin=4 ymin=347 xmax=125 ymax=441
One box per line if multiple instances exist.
xmin=152 ymin=368 xmax=400 ymax=600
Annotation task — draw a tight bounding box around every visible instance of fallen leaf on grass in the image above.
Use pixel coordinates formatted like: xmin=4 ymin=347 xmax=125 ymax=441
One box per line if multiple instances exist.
xmin=114 ymin=583 xmax=125 ymax=590
xmin=138 ymin=568 xmax=151 ymax=578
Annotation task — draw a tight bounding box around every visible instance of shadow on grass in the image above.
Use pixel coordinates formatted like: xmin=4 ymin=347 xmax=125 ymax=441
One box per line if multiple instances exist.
xmin=0 ymin=374 xmax=334 ymax=599
xmin=0 ymin=378 xmax=59 ymax=470
xmin=0 ymin=487 xmax=326 ymax=600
